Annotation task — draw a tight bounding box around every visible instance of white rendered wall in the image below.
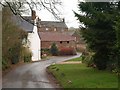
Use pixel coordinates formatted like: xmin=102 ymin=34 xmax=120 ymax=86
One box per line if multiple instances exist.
xmin=28 ymin=21 xmax=41 ymax=61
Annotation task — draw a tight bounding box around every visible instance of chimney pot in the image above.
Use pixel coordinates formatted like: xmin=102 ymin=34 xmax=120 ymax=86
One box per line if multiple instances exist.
xmin=63 ymin=18 xmax=65 ymax=22
xmin=31 ymin=10 xmax=36 ymax=20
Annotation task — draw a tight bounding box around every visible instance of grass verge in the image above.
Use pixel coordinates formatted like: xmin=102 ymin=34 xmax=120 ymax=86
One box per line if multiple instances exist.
xmin=65 ymin=57 xmax=82 ymax=62
xmin=47 ymin=64 xmax=118 ymax=88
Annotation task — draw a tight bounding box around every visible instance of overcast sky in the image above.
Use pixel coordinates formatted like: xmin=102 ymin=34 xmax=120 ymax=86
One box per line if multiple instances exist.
xmin=36 ymin=0 xmax=80 ymax=28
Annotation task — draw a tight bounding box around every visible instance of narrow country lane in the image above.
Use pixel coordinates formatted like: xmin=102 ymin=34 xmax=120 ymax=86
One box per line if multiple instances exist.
xmin=2 ymin=53 xmax=81 ymax=88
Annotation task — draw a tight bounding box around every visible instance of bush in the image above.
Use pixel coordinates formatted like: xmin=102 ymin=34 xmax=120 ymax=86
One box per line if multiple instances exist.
xmin=2 ymin=7 xmax=28 ymax=70
xmin=82 ymin=52 xmax=96 ymax=68
xmin=82 ymin=54 xmax=92 ymax=65
xmin=24 ymin=54 xmax=32 ymax=62
xmin=21 ymin=47 xmax=32 ymax=62
xmin=2 ymin=58 xmax=9 ymax=70
xmin=59 ymin=47 xmax=76 ymax=55
xmin=93 ymin=51 xmax=108 ymax=70
xmin=8 ymin=44 xmax=21 ymax=64
xmin=41 ymin=48 xmax=50 ymax=56
xmin=50 ymin=43 xmax=59 ymax=56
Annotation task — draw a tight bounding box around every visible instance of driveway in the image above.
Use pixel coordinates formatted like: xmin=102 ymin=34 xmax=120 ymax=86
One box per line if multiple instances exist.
xmin=2 ymin=53 xmax=81 ymax=88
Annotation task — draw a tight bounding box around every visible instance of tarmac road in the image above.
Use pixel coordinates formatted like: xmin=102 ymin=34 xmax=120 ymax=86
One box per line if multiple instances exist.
xmin=2 ymin=53 xmax=81 ymax=88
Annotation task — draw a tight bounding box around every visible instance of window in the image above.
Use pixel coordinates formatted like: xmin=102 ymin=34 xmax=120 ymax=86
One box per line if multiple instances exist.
xmin=46 ymin=28 xmax=49 ymax=31
xmin=60 ymin=41 xmax=62 ymax=44
xmin=67 ymin=41 xmax=69 ymax=43
xmin=54 ymin=28 xmax=57 ymax=31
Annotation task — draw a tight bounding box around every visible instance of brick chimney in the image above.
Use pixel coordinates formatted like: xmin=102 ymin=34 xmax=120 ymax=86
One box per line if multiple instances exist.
xmin=62 ymin=18 xmax=65 ymax=22
xmin=63 ymin=18 xmax=65 ymax=22
xmin=31 ymin=10 xmax=36 ymax=20
xmin=38 ymin=17 xmax=41 ymax=22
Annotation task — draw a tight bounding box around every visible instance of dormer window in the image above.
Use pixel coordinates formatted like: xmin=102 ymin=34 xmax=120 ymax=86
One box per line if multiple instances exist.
xmin=67 ymin=41 xmax=69 ymax=43
xmin=60 ymin=41 xmax=62 ymax=44
xmin=54 ymin=28 xmax=57 ymax=31
xmin=46 ymin=28 xmax=49 ymax=31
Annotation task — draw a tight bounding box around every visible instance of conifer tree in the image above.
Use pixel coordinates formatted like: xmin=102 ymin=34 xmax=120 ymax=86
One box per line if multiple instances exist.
xmin=75 ymin=2 xmax=120 ymax=70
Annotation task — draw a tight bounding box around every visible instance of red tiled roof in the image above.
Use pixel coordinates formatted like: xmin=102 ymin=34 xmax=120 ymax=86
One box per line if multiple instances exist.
xmin=39 ymin=32 xmax=76 ymax=41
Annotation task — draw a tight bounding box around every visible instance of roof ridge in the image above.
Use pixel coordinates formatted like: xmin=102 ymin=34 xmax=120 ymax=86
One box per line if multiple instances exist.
xmin=38 ymin=32 xmax=76 ymax=41
xmin=41 ymin=21 xmax=64 ymax=23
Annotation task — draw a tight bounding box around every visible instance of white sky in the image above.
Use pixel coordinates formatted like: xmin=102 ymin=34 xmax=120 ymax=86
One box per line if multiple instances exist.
xmin=36 ymin=0 xmax=80 ymax=28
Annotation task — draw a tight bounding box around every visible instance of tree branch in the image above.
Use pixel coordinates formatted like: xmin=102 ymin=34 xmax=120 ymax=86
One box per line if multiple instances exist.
xmin=2 ymin=0 xmax=62 ymax=25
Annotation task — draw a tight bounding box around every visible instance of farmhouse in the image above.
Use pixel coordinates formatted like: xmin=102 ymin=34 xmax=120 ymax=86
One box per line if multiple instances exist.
xmin=13 ymin=9 xmax=77 ymax=59
xmin=13 ymin=10 xmax=41 ymax=61
xmin=37 ymin=15 xmax=76 ymax=50
xmin=37 ymin=19 xmax=68 ymax=32
xmin=39 ymin=32 xmax=76 ymax=49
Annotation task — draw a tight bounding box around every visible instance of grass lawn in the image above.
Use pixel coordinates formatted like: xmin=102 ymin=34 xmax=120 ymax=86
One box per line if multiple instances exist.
xmin=65 ymin=57 xmax=82 ymax=62
xmin=48 ymin=64 xmax=118 ymax=88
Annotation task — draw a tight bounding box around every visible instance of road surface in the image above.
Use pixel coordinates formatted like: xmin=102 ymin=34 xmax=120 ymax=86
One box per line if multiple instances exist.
xmin=2 ymin=53 xmax=81 ymax=88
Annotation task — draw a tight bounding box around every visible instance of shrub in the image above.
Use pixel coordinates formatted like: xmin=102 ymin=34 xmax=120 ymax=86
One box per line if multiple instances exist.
xmin=50 ymin=43 xmax=59 ymax=56
xmin=59 ymin=47 xmax=76 ymax=55
xmin=2 ymin=58 xmax=10 ymax=70
xmin=82 ymin=52 xmax=96 ymax=68
xmin=82 ymin=54 xmax=92 ymax=64
xmin=21 ymin=47 xmax=32 ymax=62
xmin=8 ymin=44 xmax=21 ymax=64
xmin=41 ymin=48 xmax=50 ymax=56
xmin=2 ymin=7 xmax=28 ymax=70
xmin=93 ymin=51 xmax=108 ymax=70
xmin=24 ymin=54 xmax=32 ymax=62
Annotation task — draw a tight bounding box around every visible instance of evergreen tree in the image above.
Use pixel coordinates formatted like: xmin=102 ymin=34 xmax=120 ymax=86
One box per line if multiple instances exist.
xmin=114 ymin=16 xmax=120 ymax=71
xmin=75 ymin=2 xmax=120 ymax=70
xmin=50 ymin=43 xmax=59 ymax=56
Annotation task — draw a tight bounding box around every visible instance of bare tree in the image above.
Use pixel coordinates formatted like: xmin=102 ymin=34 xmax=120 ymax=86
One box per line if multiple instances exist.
xmin=0 ymin=0 xmax=62 ymax=22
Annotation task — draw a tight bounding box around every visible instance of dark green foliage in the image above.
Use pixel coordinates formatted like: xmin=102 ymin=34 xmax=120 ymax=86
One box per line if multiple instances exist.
xmin=41 ymin=48 xmax=50 ymax=52
xmin=8 ymin=43 xmax=21 ymax=64
xmin=50 ymin=43 xmax=59 ymax=56
xmin=75 ymin=2 xmax=120 ymax=70
xmin=21 ymin=47 xmax=32 ymax=63
xmin=24 ymin=55 xmax=32 ymax=62
xmin=2 ymin=7 xmax=28 ymax=70
xmin=93 ymin=51 xmax=108 ymax=70
xmin=41 ymin=48 xmax=50 ymax=55
xmin=114 ymin=16 xmax=120 ymax=74
xmin=2 ymin=58 xmax=9 ymax=70
xmin=81 ymin=52 xmax=96 ymax=68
